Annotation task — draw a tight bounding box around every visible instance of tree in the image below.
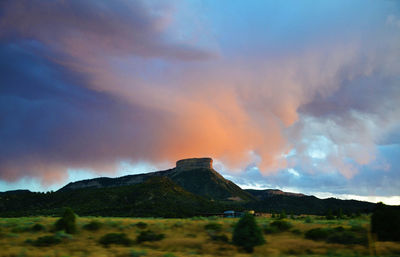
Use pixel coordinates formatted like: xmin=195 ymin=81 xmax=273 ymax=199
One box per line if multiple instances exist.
xmin=336 ymin=208 xmax=344 ymax=219
xmin=326 ymin=209 xmax=334 ymax=220
xmin=232 ymin=213 xmax=265 ymax=253
xmin=279 ymin=210 xmax=287 ymax=219
xmin=54 ymin=208 xmax=77 ymax=234
xmin=371 ymin=202 xmax=400 ymax=241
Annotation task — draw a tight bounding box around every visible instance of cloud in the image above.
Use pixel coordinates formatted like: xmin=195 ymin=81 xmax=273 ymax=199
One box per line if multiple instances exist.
xmin=0 ymin=0 xmax=399 ymax=195
xmin=0 ymin=0 xmax=214 ymax=61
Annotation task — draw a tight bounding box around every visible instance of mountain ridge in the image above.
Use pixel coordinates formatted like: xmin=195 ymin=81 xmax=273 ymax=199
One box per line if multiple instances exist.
xmin=0 ymin=157 xmax=378 ymax=217
xmin=59 ymin=157 xmax=255 ymax=201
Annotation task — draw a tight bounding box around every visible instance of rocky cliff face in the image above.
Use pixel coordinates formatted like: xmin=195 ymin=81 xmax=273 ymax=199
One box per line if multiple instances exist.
xmin=175 ymin=157 xmax=213 ymax=170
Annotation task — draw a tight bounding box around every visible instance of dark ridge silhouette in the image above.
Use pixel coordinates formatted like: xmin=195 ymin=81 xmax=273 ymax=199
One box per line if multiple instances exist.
xmin=0 ymin=158 xmax=379 ymax=217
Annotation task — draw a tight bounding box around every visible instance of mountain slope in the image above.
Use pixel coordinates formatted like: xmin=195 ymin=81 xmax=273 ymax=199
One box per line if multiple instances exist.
xmin=245 ymin=189 xmax=304 ymax=198
xmin=169 ymin=167 xmax=254 ymax=201
xmin=244 ymin=190 xmax=375 ymax=215
xmin=0 ymin=177 xmax=221 ymax=217
xmin=60 ymin=158 xmax=254 ymax=201
xmin=0 ymin=158 xmax=380 ymax=217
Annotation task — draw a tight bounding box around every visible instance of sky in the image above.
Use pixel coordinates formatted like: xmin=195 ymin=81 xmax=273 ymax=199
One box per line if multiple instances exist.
xmin=1 ymin=0 xmax=400 ymax=205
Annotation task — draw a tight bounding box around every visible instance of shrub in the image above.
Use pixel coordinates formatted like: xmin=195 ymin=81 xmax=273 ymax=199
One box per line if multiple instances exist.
xmin=371 ymin=203 xmax=400 ymax=241
xmin=204 ymin=222 xmax=223 ymax=232
xmin=263 ymin=225 xmax=279 ymax=234
xmin=336 ymin=208 xmax=344 ymax=219
xmin=279 ymin=210 xmax=287 ymax=219
xmin=232 ymin=213 xmax=265 ymax=253
xmin=327 ymin=230 xmax=367 ymax=245
xmin=350 ymin=225 xmax=367 ymax=233
xmin=11 ymin=226 xmax=30 ymax=233
xmin=54 ymin=208 xmax=77 ymax=234
xmin=136 ymin=230 xmax=165 ymax=243
xmin=305 ymin=227 xmax=367 ymax=245
xmin=270 ymin=220 xmax=292 ymax=231
xmin=31 ymin=224 xmax=45 ymax=232
xmin=210 ymin=234 xmax=229 ymax=243
xmin=83 ymin=221 xmax=102 ymax=231
xmin=99 ymin=233 xmax=133 ymax=247
xmin=135 ymin=222 xmax=148 ymax=229
xmin=304 ymin=217 xmax=313 ymax=223
xmin=32 ymin=235 xmax=61 ymax=247
xmin=305 ymin=228 xmax=330 ymax=241
xmin=291 ymin=229 xmax=302 ymax=235
xmin=55 ymin=231 xmax=72 ymax=239
xmin=326 ymin=209 xmax=335 ymax=220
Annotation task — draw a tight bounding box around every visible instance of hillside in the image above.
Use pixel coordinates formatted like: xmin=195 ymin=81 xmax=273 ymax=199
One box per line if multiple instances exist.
xmin=0 ymin=157 xmax=379 ymax=217
xmin=244 ymin=190 xmax=375 ymax=215
xmin=60 ymin=158 xmax=254 ymax=201
xmin=0 ymin=177 xmax=222 ymax=217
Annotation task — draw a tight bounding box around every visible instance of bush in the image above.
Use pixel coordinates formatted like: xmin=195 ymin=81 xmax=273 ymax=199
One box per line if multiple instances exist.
xmin=137 ymin=230 xmax=165 ymax=243
xmin=326 ymin=209 xmax=335 ymax=220
xmin=305 ymin=228 xmax=330 ymax=241
xmin=204 ymin=222 xmax=223 ymax=232
xmin=371 ymin=203 xmax=400 ymax=241
xmin=54 ymin=208 xmax=77 ymax=234
xmin=263 ymin=225 xmax=279 ymax=234
xmin=83 ymin=221 xmax=102 ymax=231
xmin=279 ymin=210 xmax=287 ymax=219
xmin=99 ymin=233 xmax=133 ymax=247
xmin=31 ymin=224 xmax=46 ymax=232
xmin=210 ymin=234 xmax=229 ymax=243
xmin=350 ymin=225 xmax=367 ymax=233
xmin=305 ymin=227 xmax=367 ymax=245
xmin=232 ymin=213 xmax=265 ymax=253
xmin=291 ymin=229 xmax=302 ymax=235
xmin=304 ymin=217 xmax=313 ymax=223
xmin=32 ymin=235 xmax=61 ymax=247
xmin=270 ymin=220 xmax=292 ymax=231
xmin=327 ymin=230 xmax=367 ymax=245
xmin=55 ymin=231 xmax=72 ymax=239
xmin=135 ymin=222 xmax=148 ymax=229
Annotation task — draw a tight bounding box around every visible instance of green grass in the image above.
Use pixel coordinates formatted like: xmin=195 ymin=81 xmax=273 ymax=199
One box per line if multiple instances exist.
xmin=0 ymin=215 xmax=398 ymax=256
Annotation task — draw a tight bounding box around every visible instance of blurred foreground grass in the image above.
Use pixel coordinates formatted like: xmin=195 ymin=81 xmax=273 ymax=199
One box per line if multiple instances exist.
xmin=0 ymin=215 xmax=399 ymax=257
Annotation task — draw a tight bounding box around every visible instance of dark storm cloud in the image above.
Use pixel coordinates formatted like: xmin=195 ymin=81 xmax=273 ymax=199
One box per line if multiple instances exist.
xmin=0 ymin=43 xmax=170 ymax=182
xmin=0 ymin=0 xmax=213 ymax=61
xmin=0 ymin=0 xmax=399 ymax=201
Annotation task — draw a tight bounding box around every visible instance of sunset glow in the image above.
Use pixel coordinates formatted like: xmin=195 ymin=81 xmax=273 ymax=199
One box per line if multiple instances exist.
xmin=1 ymin=0 xmax=399 ymax=204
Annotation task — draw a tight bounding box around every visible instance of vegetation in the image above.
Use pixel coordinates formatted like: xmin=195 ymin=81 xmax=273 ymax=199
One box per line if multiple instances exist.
xmin=135 ymin=221 xmax=148 ymax=229
xmin=279 ymin=210 xmax=287 ymax=219
xmin=204 ymin=222 xmax=223 ymax=232
xmin=31 ymin=235 xmax=62 ymax=247
xmin=1 ymin=215 xmax=399 ymax=256
xmin=31 ymin=223 xmax=45 ymax=232
xmin=232 ymin=213 xmax=265 ymax=253
xmin=270 ymin=220 xmax=292 ymax=231
xmin=371 ymin=202 xmax=400 ymax=241
xmin=99 ymin=233 xmax=133 ymax=247
xmin=83 ymin=220 xmax=102 ymax=231
xmin=54 ymin=208 xmax=77 ymax=234
xmin=136 ymin=230 xmax=165 ymax=243
xmin=0 ymin=172 xmax=375 ymax=217
xmin=305 ymin=226 xmax=368 ymax=245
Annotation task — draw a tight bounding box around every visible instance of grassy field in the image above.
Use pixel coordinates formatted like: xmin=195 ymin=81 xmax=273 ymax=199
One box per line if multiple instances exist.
xmin=0 ymin=215 xmax=399 ymax=257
